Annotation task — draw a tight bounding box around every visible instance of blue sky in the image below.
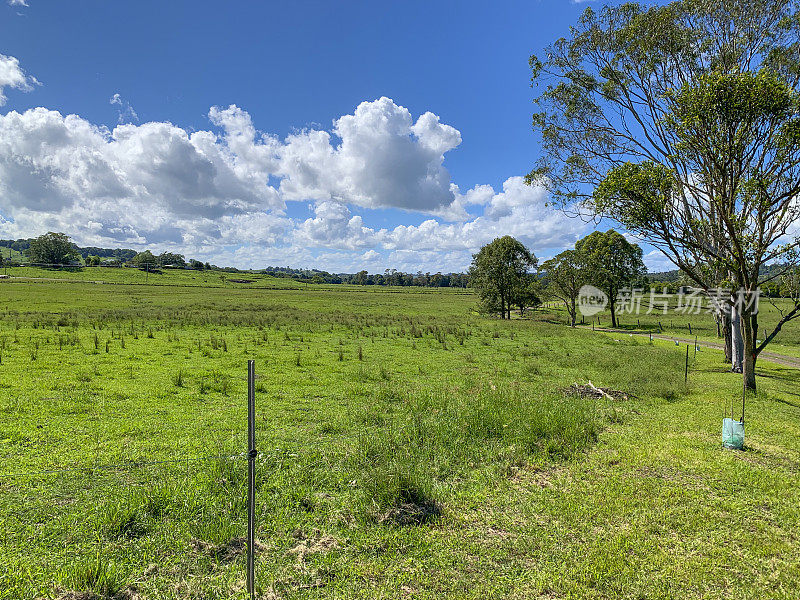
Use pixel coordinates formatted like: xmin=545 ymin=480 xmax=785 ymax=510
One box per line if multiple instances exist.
xmin=0 ymin=0 xmax=670 ymax=272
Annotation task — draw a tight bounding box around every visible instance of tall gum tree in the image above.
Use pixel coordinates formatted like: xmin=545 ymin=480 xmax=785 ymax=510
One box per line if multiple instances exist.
xmin=469 ymin=236 xmax=537 ymax=320
xmin=576 ymin=230 xmax=646 ymax=328
xmin=528 ymin=0 xmax=800 ymax=391
xmin=542 ymin=248 xmax=587 ymax=327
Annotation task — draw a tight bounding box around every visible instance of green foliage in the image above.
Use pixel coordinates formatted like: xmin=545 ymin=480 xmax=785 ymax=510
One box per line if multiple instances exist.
xmin=157 ymin=251 xmax=186 ymax=268
xmin=513 ymin=273 xmax=543 ymax=316
xmin=667 ymin=69 xmax=796 ymax=139
xmin=592 ymin=161 xmax=675 ymax=232
xmin=469 ymin=236 xmax=537 ymax=319
xmin=188 ymin=258 xmax=205 ymax=270
xmin=131 ymin=250 xmax=158 ymax=268
xmin=542 ymin=248 xmax=587 ymax=326
xmin=664 ymin=70 xmax=800 ymax=256
xmin=28 ymin=232 xmax=80 ymax=265
xmin=576 ymin=230 xmax=646 ymax=326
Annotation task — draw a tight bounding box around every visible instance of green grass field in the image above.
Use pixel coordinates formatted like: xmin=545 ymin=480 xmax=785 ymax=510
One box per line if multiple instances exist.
xmin=0 ymin=248 xmax=25 ymax=264
xmin=3 ymin=265 xmax=309 ymax=289
xmin=545 ymin=292 xmax=800 ymax=360
xmin=1 ymin=271 xmax=799 ymax=599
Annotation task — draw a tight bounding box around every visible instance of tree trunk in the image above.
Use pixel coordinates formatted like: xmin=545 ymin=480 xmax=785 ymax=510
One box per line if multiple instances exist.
xmin=731 ymin=304 xmax=743 ymax=373
xmin=721 ymin=311 xmax=732 ymax=363
xmin=609 ymin=297 xmax=617 ymax=328
xmin=570 ymin=297 xmax=576 ymax=327
xmin=741 ymin=310 xmax=757 ymax=392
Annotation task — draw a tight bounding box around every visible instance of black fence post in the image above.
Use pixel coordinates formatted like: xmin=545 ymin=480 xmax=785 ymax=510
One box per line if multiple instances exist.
xmin=685 ymin=345 xmax=689 ymax=383
xmin=247 ymin=360 xmax=256 ymax=600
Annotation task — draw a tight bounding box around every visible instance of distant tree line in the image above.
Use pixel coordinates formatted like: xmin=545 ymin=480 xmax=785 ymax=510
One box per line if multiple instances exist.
xmin=0 ymin=238 xmax=137 ymax=262
xmin=0 ymin=233 xmax=471 ymax=286
xmin=0 ymin=235 xmax=213 ymax=270
xmin=0 ymin=238 xmax=33 ymax=253
xmin=6 ymin=234 xmax=797 ymax=307
xmin=262 ymin=266 xmax=469 ymax=287
xmin=647 ymin=264 xmax=800 ymax=298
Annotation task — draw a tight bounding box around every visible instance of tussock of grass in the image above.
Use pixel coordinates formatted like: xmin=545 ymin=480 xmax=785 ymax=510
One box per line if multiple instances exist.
xmin=101 ymin=502 xmax=150 ymax=539
xmin=64 ymin=553 xmax=126 ymax=597
xmin=351 ymin=383 xmax=602 ymax=523
xmin=99 ymin=484 xmax=179 ymax=540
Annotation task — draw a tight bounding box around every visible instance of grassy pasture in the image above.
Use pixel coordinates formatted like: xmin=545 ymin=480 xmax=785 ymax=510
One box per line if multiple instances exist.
xmin=0 ymin=248 xmax=25 ymax=264
xmin=1 ymin=276 xmax=799 ymax=599
xmin=2 ymin=265 xmax=309 ymax=289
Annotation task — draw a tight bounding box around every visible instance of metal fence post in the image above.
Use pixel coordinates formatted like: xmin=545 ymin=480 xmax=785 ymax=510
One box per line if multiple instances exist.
xmin=685 ymin=345 xmax=689 ymax=383
xmin=247 ymin=360 xmax=256 ymax=600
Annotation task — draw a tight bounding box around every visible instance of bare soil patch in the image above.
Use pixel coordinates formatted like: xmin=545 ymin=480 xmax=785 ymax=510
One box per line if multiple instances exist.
xmin=378 ymin=498 xmax=442 ymax=525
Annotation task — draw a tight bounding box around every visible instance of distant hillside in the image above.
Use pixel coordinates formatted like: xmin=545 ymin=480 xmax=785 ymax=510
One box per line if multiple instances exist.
xmin=0 ymin=237 xmax=470 ymax=287
xmin=0 ymin=238 xmax=137 ymax=262
xmin=647 ymin=264 xmax=796 ymax=284
xmin=647 ymin=269 xmax=682 ymax=282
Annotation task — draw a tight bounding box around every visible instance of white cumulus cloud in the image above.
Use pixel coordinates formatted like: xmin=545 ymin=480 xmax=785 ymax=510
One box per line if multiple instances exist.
xmin=384 ymin=177 xmax=587 ymax=254
xmin=0 ymin=107 xmax=283 ymax=248
xmin=294 ymin=201 xmax=380 ymax=250
xmin=277 ymin=97 xmax=461 ymax=211
xmin=0 ymin=71 xmax=589 ymax=271
xmin=0 ymin=54 xmax=38 ymax=105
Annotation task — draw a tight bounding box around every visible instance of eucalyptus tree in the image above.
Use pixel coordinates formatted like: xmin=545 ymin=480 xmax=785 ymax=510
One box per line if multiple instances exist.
xmin=576 ymin=230 xmax=646 ymax=328
xmin=528 ymin=0 xmax=800 ymax=390
xmin=469 ymin=236 xmax=537 ymax=319
xmin=542 ymin=248 xmax=587 ymax=327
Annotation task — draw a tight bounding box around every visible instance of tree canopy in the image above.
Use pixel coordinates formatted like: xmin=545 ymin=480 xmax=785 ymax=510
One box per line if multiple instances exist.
xmin=542 ymin=248 xmax=587 ymax=327
xmin=575 ymin=230 xmax=646 ymax=328
xmin=28 ymin=232 xmax=80 ymax=266
xmin=157 ymin=252 xmax=187 ymax=268
xmin=131 ymin=251 xmax=158 ymax=269
xmin=469 ymin=236 xmax=537 ymax=319
xmin=529 ymin=0 xmax=800 ymax=390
